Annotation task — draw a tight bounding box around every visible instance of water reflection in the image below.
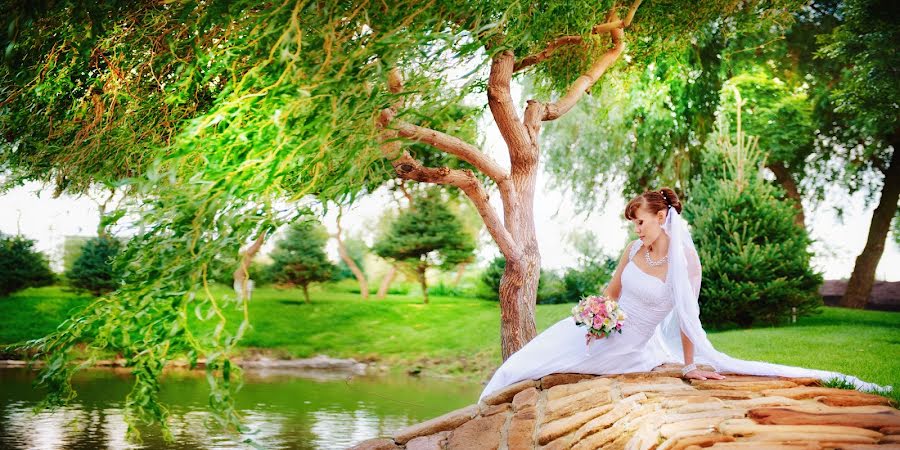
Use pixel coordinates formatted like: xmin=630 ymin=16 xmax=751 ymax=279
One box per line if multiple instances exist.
xmin=0 ymin=368 xmax=482 ymax=449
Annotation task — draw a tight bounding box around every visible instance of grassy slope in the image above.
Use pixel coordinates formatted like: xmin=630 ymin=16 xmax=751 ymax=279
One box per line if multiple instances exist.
xmin=2 ymin=285 xmax=897 ymax=394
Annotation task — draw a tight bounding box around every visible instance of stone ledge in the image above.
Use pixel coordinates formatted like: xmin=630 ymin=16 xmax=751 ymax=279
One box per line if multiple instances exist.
xmin=349 ymin=366 xmax=898 ymax=450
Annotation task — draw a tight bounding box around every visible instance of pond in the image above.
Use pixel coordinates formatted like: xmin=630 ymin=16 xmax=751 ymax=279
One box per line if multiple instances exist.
xmin=0 ymin=367 xmax=484 ymax=449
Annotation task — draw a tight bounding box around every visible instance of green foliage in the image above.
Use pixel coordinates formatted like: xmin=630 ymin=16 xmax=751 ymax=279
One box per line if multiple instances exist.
xmin=562 ymin=260 xmax=616 ymax=302
xmin=893 ymin=212 xmax=900 ymax=248
xmin=0 ymin=232 xmax=55 ymax=297
xmin=718 ymin=72 xmax=814 ymax=170
xmin=536 ymin=270 xmax=567 ymax=305
xmin=477 ymin=256 xmax=581 ymax=305
xmin=540 ymin=4 xmax=805 ymax=208
xmin=478 ymin=256 xmax=507 ymax=300
xmin=268 ymin=217 xmax=336 ymax=300
xmin=803 ymin=0 xmax=899 ymax=206
xmin=562 ymin=229 xmax=617 ymax=300
xmin=373 ymin=192 xmax=475 ymax=277
xmin=246 ymin=261 xmax=274 ymax=287
xmin=428 ymin=281 xmax=466 ymax=298
xmin=208 ymin=255 xmax=273 ymax=287
xmin=685 ymin=121 xmax=823 ymax=329
xmin=816 ymin=0 xmax=899 ymax=143
xmin=66 ymin=236 xmax=122 ymax=296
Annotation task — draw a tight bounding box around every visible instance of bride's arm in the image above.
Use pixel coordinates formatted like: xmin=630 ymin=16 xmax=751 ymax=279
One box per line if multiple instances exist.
xmin=603 ymin=240 xmax=639 ymax=300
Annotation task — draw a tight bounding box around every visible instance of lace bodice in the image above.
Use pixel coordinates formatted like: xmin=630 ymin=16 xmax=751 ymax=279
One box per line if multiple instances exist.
xmin=617 ymin=240 xmax=674 ymax=339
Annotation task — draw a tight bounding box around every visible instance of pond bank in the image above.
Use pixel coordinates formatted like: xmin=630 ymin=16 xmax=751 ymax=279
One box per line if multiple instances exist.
xmin=0 ymin=352 xmax=494 ymax=384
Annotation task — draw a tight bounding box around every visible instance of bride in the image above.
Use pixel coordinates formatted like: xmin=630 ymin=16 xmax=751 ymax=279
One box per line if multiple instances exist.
xmin=479 ymin=188 xmax=892 ymax=402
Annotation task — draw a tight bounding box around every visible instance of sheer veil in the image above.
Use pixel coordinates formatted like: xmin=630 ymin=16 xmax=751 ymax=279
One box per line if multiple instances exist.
xmin=643 ymin=205 xmax=893 ymax=394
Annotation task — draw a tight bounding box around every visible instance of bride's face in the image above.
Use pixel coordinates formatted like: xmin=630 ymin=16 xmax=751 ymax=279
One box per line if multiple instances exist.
xmin=631 ymin=205 xmax=666 ymax=244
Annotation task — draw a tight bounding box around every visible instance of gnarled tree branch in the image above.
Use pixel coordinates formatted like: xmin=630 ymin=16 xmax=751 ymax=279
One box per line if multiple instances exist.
xmin=389 ymin=113 xmax=509 ymax=184
xmin=514 ymin=0 xmax=642 ymax=73
xmin=377 ymin=66 xmax=521 ymax=251
xmin=541 ymin=20 xmax=625 ymax=121
xmin=514 ymin=35 xmax=584 ymax=72
xmin=391 ymin=151 xmax=522 ymax=261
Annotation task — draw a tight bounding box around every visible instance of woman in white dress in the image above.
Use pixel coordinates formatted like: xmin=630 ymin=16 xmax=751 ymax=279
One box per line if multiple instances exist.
xmin=479 ymin=188 xmax=892 ymax=402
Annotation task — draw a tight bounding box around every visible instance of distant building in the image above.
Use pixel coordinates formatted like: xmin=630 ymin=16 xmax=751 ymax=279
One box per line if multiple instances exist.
xmin=820 ymin=280 xmax=900 ymax=311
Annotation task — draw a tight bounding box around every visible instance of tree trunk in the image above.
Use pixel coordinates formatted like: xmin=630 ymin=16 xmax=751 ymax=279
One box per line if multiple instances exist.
xmin=333 ymin=206 xmax=368 ymax=300
xmin=452 ymin=262 xmax=468 ymax=286
xmin=841 ymin=141 xmax=900 ymax=309
xmin=376 ymin=265 xmax=397 ymax=299
xmin=767 ymin=161 xmax=806 ymax=228
xmin=233 ymin=231 xmax=267 ymax=301
xmin=496 ymin=134 xmax=542 ymax=361
xmin=419 ymin=264 xmax=429 ymax=304
xmin=302 ymin=284 xmax=310 ymax=304
xmin=498 ymin=248 xmax=540 ymax=360
xmin=94 ymin=189 xmax=116 ymax=239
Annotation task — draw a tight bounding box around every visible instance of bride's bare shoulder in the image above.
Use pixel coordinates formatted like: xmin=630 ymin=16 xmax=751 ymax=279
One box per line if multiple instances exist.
xmin=616 ymin=239 xmax=641 ymax=264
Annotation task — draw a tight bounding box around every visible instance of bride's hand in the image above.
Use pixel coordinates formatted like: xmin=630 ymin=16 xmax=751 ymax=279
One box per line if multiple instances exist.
xmin=683 ymin=369 xmax=726 ymax=380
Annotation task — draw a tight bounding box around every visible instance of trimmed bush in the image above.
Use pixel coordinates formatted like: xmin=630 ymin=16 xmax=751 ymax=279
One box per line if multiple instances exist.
xmin=0 ymin=233 xmax=55 ymax=297
xmin=477 ymin=257 xmax=570 ymax=304
xmin=268 ymin=217 xmax=337 ymax=303
xmin=67 ymin=236 xmax=122 ymax=296
xmin=684 ymin=123 xmax=823 ymax=329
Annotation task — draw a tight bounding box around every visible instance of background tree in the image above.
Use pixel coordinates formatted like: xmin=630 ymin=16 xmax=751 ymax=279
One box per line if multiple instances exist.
xmin=268 ymin=218 xmax=336 ymax=304
xmin=716 ymin=72 xmax=815 ymax=227
xmin=0 ymin=232 xmax=54 ymax=297
xmin=813 ymin=0 xmax=899 ymax=308
xmin=562 ymin=230 xmax=617 ymax=302
xmin=373 ymin=191 xmax=475 ymax=304
xmin=67 ymin=236 xmax=122 ymax=296
xmin=331 ymin=206 xmax=369 ymax=299
xmin=479 ymin=256 xmax=508 ymax=301
xmin=478 ymin=256 xmax=570 ymax=304
xmin=893 ymin=213 xmax=900 ymax=248
xmin=686 ymin=100 xmax=823 ymax=328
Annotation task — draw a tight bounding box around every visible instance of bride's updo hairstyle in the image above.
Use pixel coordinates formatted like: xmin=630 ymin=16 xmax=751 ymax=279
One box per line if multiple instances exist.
xmin=624 ymin=187 xmax=683 ymax=220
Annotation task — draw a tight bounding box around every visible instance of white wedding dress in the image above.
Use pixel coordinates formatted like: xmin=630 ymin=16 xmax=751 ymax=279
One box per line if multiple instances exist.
xmin=479 ymin=233 xmax=893 ymax=402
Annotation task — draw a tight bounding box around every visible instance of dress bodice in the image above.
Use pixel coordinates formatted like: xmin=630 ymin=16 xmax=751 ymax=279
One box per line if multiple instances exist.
xmin=617 ymin=241 xmax=674 ymax=339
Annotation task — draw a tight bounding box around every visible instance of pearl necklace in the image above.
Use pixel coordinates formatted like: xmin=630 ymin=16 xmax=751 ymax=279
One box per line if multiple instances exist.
xmin=645 ymin=249 xmax=668 ymax=267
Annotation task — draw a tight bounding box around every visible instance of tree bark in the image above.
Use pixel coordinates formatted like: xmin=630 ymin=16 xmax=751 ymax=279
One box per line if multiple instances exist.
xmin=233 ymin=231 xmax=267 ymax=301
xmin=302 ymin=284 xmax=310 ymax=304
xmin=841 ymin=140 xmax=900 ymax=308
xmin=376 ymin=265 xmax=397 ymax=299
xmin=452 ymin=262 xmax=468 ymax=286
xmin=767 ymin=161 xmax=806 ymax=228
xmin=419 ymin=263 xmax=429 ymax=304
xmin=334 ymin=206 xmax=368 ymax=300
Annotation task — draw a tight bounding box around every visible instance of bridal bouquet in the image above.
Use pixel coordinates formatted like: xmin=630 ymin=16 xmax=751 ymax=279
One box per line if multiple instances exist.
xmin=571 ymin=295 xmax=626 ymax=346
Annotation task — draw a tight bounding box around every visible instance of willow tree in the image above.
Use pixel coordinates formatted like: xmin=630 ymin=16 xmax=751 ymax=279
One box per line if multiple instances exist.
xmin=1 ymin=0 xmax=804 ymax=440
xmin=815 ymin=0 xmax=899 ymax=308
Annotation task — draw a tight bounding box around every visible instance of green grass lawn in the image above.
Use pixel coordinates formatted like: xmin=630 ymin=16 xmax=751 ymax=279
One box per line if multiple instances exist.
xmin=2 ymin=285 xmax=897 ymax=399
